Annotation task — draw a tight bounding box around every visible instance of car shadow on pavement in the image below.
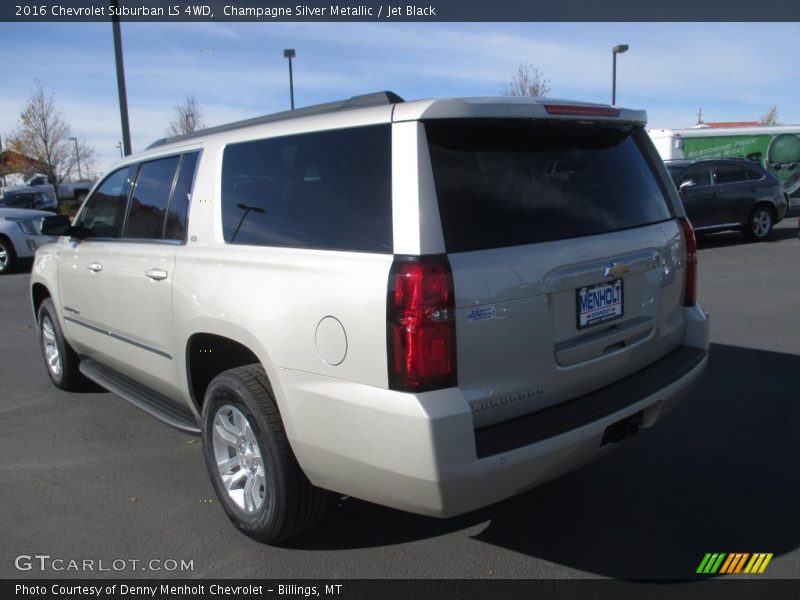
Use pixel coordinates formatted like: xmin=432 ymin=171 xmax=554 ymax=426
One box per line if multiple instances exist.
xmin=286 ymin=343 xmax=800 ymax=579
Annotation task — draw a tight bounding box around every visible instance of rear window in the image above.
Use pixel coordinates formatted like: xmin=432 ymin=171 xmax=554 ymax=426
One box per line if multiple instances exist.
xmin=425 ymin=120 xmax=673 ymax=253
xmin=221 ymin=125 xmax=392 ymax=253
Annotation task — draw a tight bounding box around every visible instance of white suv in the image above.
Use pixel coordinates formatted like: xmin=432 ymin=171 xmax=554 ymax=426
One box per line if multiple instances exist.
xmin=32 ymin=93 xmax=709 ymax=543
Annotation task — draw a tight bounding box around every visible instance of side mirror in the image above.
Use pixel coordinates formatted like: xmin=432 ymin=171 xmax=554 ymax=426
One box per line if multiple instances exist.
xmin=679 ymin=179 xmax=697 ymax=193
xmin=41 ymin=215 xmax=71 ymax=236
xmin=40 ymin=214 xmax=91 ymax=239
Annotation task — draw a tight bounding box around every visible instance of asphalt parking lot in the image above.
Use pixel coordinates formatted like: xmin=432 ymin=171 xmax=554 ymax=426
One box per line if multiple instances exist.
xmin=1 ymin=220 xmax=798 ymax=580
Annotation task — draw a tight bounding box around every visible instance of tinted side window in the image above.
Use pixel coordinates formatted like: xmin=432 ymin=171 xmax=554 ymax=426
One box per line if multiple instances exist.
xmin=221 ymin=125 xmax=392 ymax=253
xmin=79 ymin=166 xmax=134 ymax=238
xmin=125 ymin=156 xmax=181 ymax=240
xmin=426 ymin=121 xmax=672 ymax=253
xmin=714 ymin=164 xmax=749 ymax=184
xmin=164 ymin=153 xmax=199 ymax=241
xmin=681 ymin=166 xmax=713 ymax=187
xmin=745 ymin=167 xmax=765 ymax=181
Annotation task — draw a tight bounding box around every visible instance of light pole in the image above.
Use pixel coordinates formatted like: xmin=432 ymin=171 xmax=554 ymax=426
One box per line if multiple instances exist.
xmin=612 ymin=44 xmax=629 ymax=105
xmin=283 ymin=48 xmax=296 ymax=110
xmin=0 ymin=131 xmax=5 ymax=187
xmin=69 ymin=137 xmax=82 ymax=180
xmin=111 ymin=0 xmax=131 ymax=156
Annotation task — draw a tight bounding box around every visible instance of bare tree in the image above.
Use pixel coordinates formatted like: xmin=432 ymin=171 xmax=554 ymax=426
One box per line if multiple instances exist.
xmin=7 ymin=81 xmax=96 ymax=186
xmin=759 ymin=106 xmax=780 ymax=126
xmin=167 ymin=95 xmax=205 ymax=137
xmin=502 ymin=63 xmax=552 ymax=98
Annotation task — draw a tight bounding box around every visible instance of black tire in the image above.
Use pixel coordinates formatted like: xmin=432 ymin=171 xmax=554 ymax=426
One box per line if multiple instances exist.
xmin=744 ymin=205 xmax=774 ymax=240
xmin=37 ymin=298 xmax=87 ymax=390
xmin=201 ymin=364 xmax=330 ymax=544
xmin=0 ymin=237 xmax=16 ymax=274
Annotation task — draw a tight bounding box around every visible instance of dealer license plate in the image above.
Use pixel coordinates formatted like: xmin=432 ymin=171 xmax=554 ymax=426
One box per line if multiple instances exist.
xmin=576 ymin=279 xmax=624 ymax=329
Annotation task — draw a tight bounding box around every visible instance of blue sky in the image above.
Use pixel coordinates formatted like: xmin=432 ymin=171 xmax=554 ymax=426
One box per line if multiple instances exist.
xmin=2 ymin=21 xmax=799 ymax=174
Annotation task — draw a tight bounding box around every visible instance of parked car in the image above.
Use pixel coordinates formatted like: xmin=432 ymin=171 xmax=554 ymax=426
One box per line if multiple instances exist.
xmin=665 ymin=158 xmax=787 ymax=240
xmin=0 ymin=173 xmax=95 ymax=205
xmin=0 ymin=208 xmax=56 ymax=274
xmin=0 ymin=188 xmax=58 ymax=212
xmin=31 ymin=93 xmax=709 ymax=543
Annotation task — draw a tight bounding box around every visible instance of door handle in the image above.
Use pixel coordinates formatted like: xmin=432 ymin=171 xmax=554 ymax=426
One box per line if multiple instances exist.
xmin=87 ymin=262 xmax=103 ymax=272
xmin=145 ymin=268 xmax=168 ymax=281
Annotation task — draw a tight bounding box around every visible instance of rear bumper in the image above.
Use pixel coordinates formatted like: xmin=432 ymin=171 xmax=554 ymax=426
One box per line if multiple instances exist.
xmin=278 ymin=305 xmax=709 ymax=518
xmin=473 ymin=345 xmax=705 ymax=459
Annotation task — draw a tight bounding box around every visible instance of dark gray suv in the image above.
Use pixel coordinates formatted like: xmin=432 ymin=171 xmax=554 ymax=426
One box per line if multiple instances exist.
xmin=666 ymin=158 xmax=787 ymax=240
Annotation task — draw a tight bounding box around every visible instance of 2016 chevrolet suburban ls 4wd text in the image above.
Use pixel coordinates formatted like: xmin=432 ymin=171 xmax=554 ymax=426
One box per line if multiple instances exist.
xmin=32 ymin=92 xmax=709 ymax=543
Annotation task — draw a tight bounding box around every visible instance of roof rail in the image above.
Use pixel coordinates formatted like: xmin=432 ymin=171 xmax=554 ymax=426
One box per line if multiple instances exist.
xmin=147 ymin=91 xmax=405 ymax=150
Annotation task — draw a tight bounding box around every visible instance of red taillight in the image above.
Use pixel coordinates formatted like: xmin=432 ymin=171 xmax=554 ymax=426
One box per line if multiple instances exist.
xmin=544 ymin=104 xmax=621 ymax=118
xmin=387 ymin=255 xmax=457 ymax=392
xmin=678 ymin=218 xmax=697 ymax=306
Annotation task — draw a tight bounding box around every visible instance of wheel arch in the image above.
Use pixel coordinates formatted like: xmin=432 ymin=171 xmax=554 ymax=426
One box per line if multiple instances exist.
xmin=751 ymin=201 xmax=777 ymax=218
xmin=185 ymin=332 xmax=265 ymax=414
xmin=31 ymin=282 xmax=51 ymax=320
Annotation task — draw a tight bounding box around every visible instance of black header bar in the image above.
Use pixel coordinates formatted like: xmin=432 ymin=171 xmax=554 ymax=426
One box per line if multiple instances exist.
xmin=2 ymin=0 xmax=800 ymax=22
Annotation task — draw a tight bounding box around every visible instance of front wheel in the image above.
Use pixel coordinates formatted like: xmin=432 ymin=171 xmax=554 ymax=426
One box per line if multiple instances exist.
xmin=37 ymin=298 xmax=86 ymax=390
xmin=0 ymin=238 xmax=16 ymax=274
xmin=745 ymin=206 xmax=774 ymax=240
xmin=201 ymin=365 xmax=330 ymax=544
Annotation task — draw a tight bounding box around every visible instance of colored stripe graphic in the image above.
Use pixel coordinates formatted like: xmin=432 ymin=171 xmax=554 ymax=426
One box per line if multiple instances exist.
xmin=697 ymin=552 xmax=773 ymax=574
xmin=719 ymin=553 xmax=749 ymax=574
xmin=744 ymin=553 xmax=773 ymax=574
xmin=697 ymin=553 xmax=726 ymax=574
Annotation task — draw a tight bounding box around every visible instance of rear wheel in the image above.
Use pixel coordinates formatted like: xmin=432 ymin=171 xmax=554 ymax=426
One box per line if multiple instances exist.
xmin=37 ymin=298 xmax=86 ymax=390
xmin=0 ymin=237 xmax=16 ymax=274
xmin=201 ymin=365 xmax=330 ymax=543
xmin=745 ymin=206 xmax=774 ymax=240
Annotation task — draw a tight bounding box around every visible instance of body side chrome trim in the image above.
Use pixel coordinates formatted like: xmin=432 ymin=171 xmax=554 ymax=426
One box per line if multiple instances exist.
xmin=63 ymin=316 xmax=173 ymax=360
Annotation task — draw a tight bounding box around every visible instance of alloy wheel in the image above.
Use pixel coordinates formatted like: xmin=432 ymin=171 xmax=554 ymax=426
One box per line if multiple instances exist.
xmin=752 ymin=210 xmax=772 ymax=238
xmin=41 ymin=315 xmax=62 ymax=377
xmin=212 ymin=405 xmax=267 ymax=513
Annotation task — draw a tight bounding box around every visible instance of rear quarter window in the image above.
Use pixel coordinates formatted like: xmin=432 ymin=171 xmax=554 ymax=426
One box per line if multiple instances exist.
xmin=714 ymin=164 xmax=751 ymax=184
xmin=425 ymin=120 xmax=673 ymax=253
xmin=221 ymin=125 xmax=393 ymax=253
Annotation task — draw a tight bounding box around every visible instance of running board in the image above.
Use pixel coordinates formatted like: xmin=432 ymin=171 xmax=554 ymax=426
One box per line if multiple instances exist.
xmin=80 ymin=359 xmax=201 ymax=435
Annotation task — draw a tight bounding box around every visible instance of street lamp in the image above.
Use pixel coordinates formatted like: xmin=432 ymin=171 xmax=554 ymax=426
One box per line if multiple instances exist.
xmin=612 ymin=44 xmax=629 ymax=105
xmin=0 ymin=131 xmax=5 ymax=187
xmin=283 ymin=48 xmax=296 ymax=110
xmin=69 ymin=136 xmax=82 ymax=180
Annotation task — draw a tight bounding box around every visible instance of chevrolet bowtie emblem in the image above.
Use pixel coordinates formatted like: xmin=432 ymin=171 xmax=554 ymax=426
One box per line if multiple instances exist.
xmin=603 ymin=262 xmax=630 ymax=278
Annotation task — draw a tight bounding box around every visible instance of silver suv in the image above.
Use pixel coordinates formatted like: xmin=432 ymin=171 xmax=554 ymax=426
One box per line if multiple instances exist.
xmin=32 ymin=93 xmax=709 ymax=543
